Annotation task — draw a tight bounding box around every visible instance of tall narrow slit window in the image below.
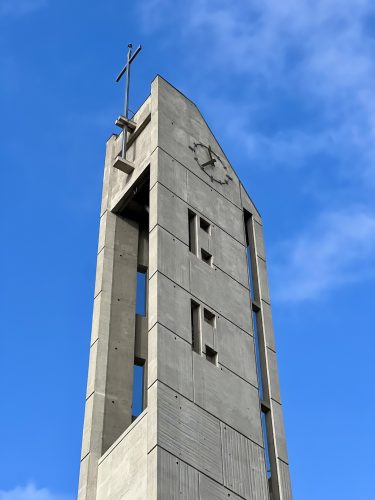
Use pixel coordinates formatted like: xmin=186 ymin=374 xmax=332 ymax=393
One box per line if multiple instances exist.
xmin=246 ymin=245 xmax=255 ymax=301
xmin=261 ymin=410 xmax=272 ymax=480
xmin=252 ymin=310 xmax=264 ymax=401
xmin=136 ymin=269 xmax=147 ymax=316
xmin=191 ymin=299 xmax=201 ymax=354
xmin=188 ymin=210 xmax=197 ymax=255
xmin=132 ymin=361 xmax=145 ymax=420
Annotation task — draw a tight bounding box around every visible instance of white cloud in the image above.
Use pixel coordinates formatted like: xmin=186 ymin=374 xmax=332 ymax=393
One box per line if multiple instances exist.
xmin=270 ymin=208 xmax=375 ymax=301
xmin=0 ymin=484 xmax=73 ymax=500
xmin=0 ymin=0 xmax=47 ymax=17
xmin=139 ymin=0 xmax=375 ymax=181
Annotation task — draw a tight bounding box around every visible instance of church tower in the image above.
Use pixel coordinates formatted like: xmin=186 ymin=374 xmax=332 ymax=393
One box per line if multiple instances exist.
xmin=78 ymin=74 xmax=293 ymax=499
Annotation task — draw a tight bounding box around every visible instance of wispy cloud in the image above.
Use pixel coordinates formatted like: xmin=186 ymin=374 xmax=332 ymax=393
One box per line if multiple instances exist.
xmin=270 ymin=208 xmax=375 ymax=301
xmin=139 ymin=0 xmax=375 ymax=182
xmin=0 ymin=0 xmax=47 ymax=17
xmin=0 ymin=484 xmax=73 ymax=500
xmin=138 ymin=0 xmax=375 ymax=300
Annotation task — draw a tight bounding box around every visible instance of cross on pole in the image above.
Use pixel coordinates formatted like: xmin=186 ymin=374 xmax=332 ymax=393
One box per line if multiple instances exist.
xmin=116 ymin=43 xmax=142 ymax=159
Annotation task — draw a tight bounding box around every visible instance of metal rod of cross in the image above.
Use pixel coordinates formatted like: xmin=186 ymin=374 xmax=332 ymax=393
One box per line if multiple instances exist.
xmin=116 ymin=43 xmax=142 ymax=160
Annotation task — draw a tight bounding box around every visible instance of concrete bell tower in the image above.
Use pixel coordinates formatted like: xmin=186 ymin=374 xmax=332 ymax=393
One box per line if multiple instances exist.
xmin=78 ymin=75 xmax=293 ymax=500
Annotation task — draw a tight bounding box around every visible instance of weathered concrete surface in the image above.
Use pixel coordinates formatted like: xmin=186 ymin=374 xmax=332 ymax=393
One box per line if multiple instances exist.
xmin=78 ymin=75 xmax=292 ymax=500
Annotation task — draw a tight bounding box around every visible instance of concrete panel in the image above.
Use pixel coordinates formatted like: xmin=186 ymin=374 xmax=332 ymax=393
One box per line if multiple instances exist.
xmin=158 ymin=448 xmax=199 ymax=500
xmin=157 ymin=382 xmax=223 ymax=483
xmin=94 ymin=247 xmax=114 ymax=298
xmin=97 ymin=413 xmax=148 ymax=500
xmin=254 ymin=220 xmax=266 ymax=260
xmin=216 ymin=316 xmax=258 ymax=386
xmin=148 ymin=324 xmax=193 ymax=400
xmin=77 ymin=453 xmax=90 ymax=500
xmin=86 ymin=340 xmax=98 ymax=398
xmin=148 ymin=273 xmax=192 ymax=343
xmin=278 ymin=460 xmax=293 ymax=500
xmin=271 ymin=400 xmax=289 ymax=464
xmin=257 ymin=257 xmax=271 ymax=304
xmin=147 ymin=446 xmax=157 ymax=500
xmin=100 ymin=136 xmax=116 ymax=217
xmin=187 ymin=171 xmax=245 ymax=245
xmin=190 ymin=254 xmax=251 ymax=333
xmin=199 ymin=475 xmax=242 ymax=500
xmin=221 ymin=424 xmax=269 ymax=500
xmin=193 ymin=353 xmax=262 ymax=445
xmin=150 ymin=148 xmax=188 ymax=201
xmin=80 ymin=392 xmax=105 ymax=460
xmin=98 ymin=211 xmax=116 ymax=254
xmin=150 ymin=182 xmax=189 ymax=245
xmin=149 ymin=226 xmax=190 ymax=290
xmin=213 ymin=225 xmax=249 ymax=288
xmin=267 ymin=347 xmax=282 ymax=404
xmin=147 ymin=382 xmax=157 ymax=453
xmin=261 ymin=301 xmax=276 ymax=352
xmin=90 ymin=291 xmax=112 ymax=347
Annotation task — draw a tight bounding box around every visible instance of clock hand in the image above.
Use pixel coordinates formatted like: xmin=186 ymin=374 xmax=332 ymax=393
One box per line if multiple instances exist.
xmin=201 ymin=158 xmax=216 ymax=167
xmin=202 ymin=146 xmax=217 ymax=167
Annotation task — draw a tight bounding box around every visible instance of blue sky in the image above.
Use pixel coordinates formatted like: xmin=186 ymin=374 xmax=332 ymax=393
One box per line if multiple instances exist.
xmin=1 ymin=0 xmax=375 ymax=498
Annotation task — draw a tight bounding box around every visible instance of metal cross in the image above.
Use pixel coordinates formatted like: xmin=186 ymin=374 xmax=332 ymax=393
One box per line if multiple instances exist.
xmin=116 ymin=43 xmax=142 ymax=159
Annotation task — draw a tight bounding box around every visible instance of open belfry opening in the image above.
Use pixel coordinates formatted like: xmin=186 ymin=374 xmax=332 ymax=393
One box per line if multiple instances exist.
xmin=78 ymin=48 xmax=292 ymax=500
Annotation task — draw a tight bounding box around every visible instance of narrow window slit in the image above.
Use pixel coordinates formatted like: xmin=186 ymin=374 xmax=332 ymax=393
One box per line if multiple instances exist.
xmin=188 ymin=210 xmax=197 ymax=255
xmin=132 ymin=360 xmax=145 ymax=420
xmin=204 ymin=308 xmax=215 ymax=327
xmin=136 ymin=269 xmax=147 ymax=316
xmin=201 ymin=249 xmax=212 ymax=266
xmin=190 ymin=299 xmax=201 ymax=354
xmin=200 ymin=217 xmax=210 ymax=233
xmin=205 ymin=345 xmax=218 ymax=365
xmin=261 ymin=410 xmax=272 ymax=480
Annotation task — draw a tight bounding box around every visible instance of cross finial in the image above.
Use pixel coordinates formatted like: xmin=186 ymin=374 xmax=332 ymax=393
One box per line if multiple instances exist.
xmin=116 ymin=43 xmax=142 ymax=160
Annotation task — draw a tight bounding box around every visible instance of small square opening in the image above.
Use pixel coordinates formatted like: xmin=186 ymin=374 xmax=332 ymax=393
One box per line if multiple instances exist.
xmin=201 ymin=249 xmax=212 ymax=266
xmin=204 ymin=308 xmax=215 ymax=327
xmin=200 ymin=217 xmax=211 ymax=234
xmin=205 ymin=345 xmax=218 ymax=365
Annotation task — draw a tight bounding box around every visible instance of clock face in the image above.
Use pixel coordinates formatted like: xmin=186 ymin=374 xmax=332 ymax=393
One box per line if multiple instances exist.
xmin=189 ymin=142 xmax=233 ymax=185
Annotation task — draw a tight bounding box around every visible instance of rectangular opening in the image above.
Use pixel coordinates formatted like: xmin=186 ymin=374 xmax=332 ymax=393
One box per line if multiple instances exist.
xmin=205 ymin=345 xmax=218 ymax=365
xmin=203 ymin=308 xmax=215 ymax=328
xmin=261 ymin=410 xmax=272 ymax=480
xmin=190 ymin=299 xmax=201 ymax=354
xmin=136 ymin=270 xmax=147 ymax=316
xmin=132 ymin=361 xmax=145 ymax=420
xmin=201 ymin=249 xmax=213 ymax=266
xmin=253 ymin=310 xmax=264 ymax=401
xmin=200 ymin=217 xmax=211 ymax=234
xmin=188 ymin=210 xmax=197 ymax=255
xmin=246 ymin=245 xmax=255 ymax=300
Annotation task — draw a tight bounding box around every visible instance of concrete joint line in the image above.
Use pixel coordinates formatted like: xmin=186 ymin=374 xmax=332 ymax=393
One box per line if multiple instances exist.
xmin=158 ymin=146 xmax=243 ymax=212
xmin=154 ymin=179 xmax=247 ymax=249
xmin=156 ymin=380 xmax=265 ymax=450
xmin=153 ymin=271 xmax=253 ymax=337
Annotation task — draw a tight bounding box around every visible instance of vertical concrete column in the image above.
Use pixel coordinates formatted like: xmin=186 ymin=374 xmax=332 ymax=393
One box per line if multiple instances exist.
xmin=78 ymin=136 xmax=140 ymax=499
xmin=102 ymin=215 xmax=139 ymax=453
xmin=79 ymin=137 xmax=117 ymax=500
xmin=246 ymin=216 xmax=293 ymax=500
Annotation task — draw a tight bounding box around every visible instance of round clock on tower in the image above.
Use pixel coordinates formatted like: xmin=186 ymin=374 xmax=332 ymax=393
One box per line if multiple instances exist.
xmin=189 ymin=142 xmax=233 ymax=185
